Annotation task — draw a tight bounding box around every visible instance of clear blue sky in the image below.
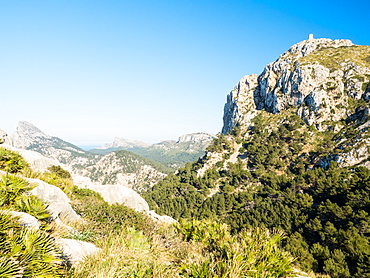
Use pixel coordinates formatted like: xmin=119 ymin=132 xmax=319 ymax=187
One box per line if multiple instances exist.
xmin=1 ymin=0 xmax=369 ymax=147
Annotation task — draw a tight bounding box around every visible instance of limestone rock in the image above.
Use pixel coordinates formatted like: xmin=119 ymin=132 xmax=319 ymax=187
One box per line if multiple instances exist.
xmin=221 ymin=38 xmax=370 ymax=167
xmin=56 ymin=238 xmax=100 ymax=265
xmin=223 ymin=38 xmax=370 ymax=133
xmin=222 ymin=74 xmax=258 ymax=134
xmin=0 ymin=129 xmax=7 ymax=144
xmin=28 ymin=178 xmax=80 ymax=222
xmin=8 ymin=211 xmax=40 ymax=229
xmin=86 ymin=184 xmax=150 ymax=212
xmin=177 ymin=132 xmax=215 ymax=144
xmin=147 ymin=210 xmax=177 ymax=225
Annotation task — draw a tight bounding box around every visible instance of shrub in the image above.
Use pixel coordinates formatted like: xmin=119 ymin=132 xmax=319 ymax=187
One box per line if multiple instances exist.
xmin=47 ymin=165 xmax=72 ymax=179
xmin=176 ymin=220 xmax=295 ymax=278
xmin=0 ymin=147 xmax=29 ymax=173
xmin=0 ymin=211 xmax=64 ymax=277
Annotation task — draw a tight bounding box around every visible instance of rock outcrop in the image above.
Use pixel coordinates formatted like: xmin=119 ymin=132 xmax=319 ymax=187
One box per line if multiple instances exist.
xmin=222 ymin=38 xmax=370 ymax=167
xmin=56 ymin=238 xmax=101 ymax=265
xmin=86 ymin=184 xmax=150 ymax=212
xmin=28 ymin=178 xmax=80 ymax=222
xmin=1 ymin=143 xmax=64 ymax=172
xmin=0 ymin=129 xmax=7 ymax=144
xmin=8 ymin=211 xmax=41 ymax=229
xmin=84 ymin=184 xmax=176 ymax=223
xmin=223 ymin=38 xmax=369 ymax=132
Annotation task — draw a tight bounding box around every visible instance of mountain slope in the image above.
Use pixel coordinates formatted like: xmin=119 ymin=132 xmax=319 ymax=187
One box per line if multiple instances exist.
xmin=10 ymin=121 xmax=95 ymax=165
xmin=8 ymin=122 xmax=169 ymax=191
xmin=143 ymin=38 xmax=370 ymax=278
xmin=91 ymin=132 xmax=215 ymax=168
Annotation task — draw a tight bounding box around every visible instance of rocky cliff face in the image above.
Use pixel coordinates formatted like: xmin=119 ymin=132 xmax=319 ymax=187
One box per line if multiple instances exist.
xmin=222 ymin=38 xmax=370 ymax=167
xmin=223 ymin=38 xmax=370 ymax=132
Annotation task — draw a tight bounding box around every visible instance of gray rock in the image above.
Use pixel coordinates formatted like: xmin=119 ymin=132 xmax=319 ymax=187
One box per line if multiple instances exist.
xmin=8 ymin=211 xmax=40 ymax=229
xmin=147 ymin=210 xmax=177 ymax=225
xmin=221 ymin=37 xmax=370 ymax=168
xmin=28 ymin=178 xmax=80 ymax=222
xmin=56 ymin=238 xmax=100 ymax=265
xmin=223 ymin=38 xmax=370 ymax=133
xmin=86 ymin=184 xmax=150 ymax=212
xmin=0 ymin=129 xmax=7 ymax=144
xmin=177 ymin=133 xmax=215 ymax=144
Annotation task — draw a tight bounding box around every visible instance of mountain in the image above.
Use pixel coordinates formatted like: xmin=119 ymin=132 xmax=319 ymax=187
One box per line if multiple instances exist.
xmin=143 ymin=38 xmax=370 ymax=277
xmin=7 ymin=121 xmax=170 ymax=191
xmin=10 ymin=121 xmax=94 ymax=165
xmin=91 ymin=132 xmax=216 ymax=168
xmin=222 ymin=38 xmax=370 ymax=167
xmin=92 ymin=137 xmax=150 ymax=152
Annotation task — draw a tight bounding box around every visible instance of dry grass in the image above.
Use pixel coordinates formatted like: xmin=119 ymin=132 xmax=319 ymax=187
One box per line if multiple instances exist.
xmin=67 ymin=227 xmax=187 ymax=278
xmin=299 ymin=45 xmax=370 ymax=71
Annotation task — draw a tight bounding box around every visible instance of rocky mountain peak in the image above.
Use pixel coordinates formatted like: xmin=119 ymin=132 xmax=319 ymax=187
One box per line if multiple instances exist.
xmin=222 ymin=38 xmax=370 ymax=134
xmin=16 ymin=121 xmax=45 ymax=136
xmin=177 ymin=132 xmax=215 ymax=143
xmin=95 ymin=137 xmax=150 ymax=150
xmin=280 ymin=38 xmax=354 ymax=61
xmin=221 ymin=37 xmax=370 ymax=168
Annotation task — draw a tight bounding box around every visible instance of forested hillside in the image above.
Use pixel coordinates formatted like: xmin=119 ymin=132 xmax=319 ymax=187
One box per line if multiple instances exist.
xmin=144 ymin=113 xmax=370 ymax=277
xmin=143 ymin=38 xmax=370 ymax=278
xmin=0 ymin=147 xmax=302 ymax=277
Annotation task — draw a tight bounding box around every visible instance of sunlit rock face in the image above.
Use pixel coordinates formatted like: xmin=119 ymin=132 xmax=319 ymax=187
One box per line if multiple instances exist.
xmin=222 ymin=38 xmax=370 ymax=133
xmin=222 ymin=38 xmax=370 ymax=167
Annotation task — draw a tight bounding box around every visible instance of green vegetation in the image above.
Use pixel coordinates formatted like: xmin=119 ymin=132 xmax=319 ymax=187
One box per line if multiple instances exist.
xmin=114 ymin=149 xmax=173 ymax=174
xmin=0 ymin=132 xmax=296 ymax=277
xmin=0 ymin=148 xmax=65 ymax=277
xmin=176 ymin=220 xmax=295 ymax=278
xmin=144 ymin=111 xmax=370 ymax=278
xmin=0 ymin=147 xmax=29 ymax=173
xmin=0 ymin=211 xmax=64 ymax=277
xmin=90 ymin=140 xmax=210 ymax=170
xmin=299 ymin=45 xmax=370 ymax=72
xmin=129 ymin=145 xmax=206 ymax=169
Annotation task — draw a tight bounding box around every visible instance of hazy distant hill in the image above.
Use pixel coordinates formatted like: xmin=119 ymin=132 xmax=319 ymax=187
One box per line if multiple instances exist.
xmin=91 ymin=132 xmax=215 ymax=168
xmin=7 ymin=121 xmax=170 ymax=191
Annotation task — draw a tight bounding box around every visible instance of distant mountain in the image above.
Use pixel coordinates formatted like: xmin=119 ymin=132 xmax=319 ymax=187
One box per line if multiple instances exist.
xmin=93 ymin=137 xmax=150 ymax=152
xmin=91 ymin=132 xmax=216 ymax=168
xmin=10 ymin=121 xmax=93 ymax=165
xmin=7 ymin=121 xmax=170 ymax=191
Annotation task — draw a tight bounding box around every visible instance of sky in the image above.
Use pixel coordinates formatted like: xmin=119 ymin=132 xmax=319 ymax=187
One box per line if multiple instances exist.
xmin=1 ymin=0 xmax=369 ymax=147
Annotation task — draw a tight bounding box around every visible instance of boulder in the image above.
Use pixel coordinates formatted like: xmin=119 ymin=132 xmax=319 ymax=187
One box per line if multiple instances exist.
xmin=87 ymin=184 xmax=149 ymax=212
xmin=28 ymin=178 xmax=80 ymax=222
xmin=0 ymin=129 xmax=7 ymax=144
xmin=8 ymin=211 xmax=40 ymax=229
xmin=1 ymin=143 xmax=64 ymax=172
xmin=56 ymin=238 xmax=101 ymax=265
xmin=147 ymin=210 xmax=177 ymax=225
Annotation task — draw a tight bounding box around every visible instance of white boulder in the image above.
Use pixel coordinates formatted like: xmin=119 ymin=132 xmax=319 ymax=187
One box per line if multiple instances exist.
xmin=56 ymin=238 xmax=101 ymax=265
xmin=28 ymin=178 xmax=80 ymax=222
xmin=86 ymin=184 xmax=149 ymax=212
